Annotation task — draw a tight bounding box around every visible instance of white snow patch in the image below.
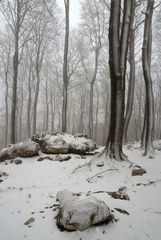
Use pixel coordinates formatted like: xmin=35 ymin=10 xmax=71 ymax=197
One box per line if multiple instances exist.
xmin=0 ymin=143 xmax=161 ymax=239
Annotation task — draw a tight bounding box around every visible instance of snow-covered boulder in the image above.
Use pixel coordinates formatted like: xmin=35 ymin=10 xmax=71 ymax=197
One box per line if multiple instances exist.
xmin=56 ymin=190 xmax=113 ymax=231
xmin=0 ymin=141 xmax=40 ymax=162
xmin=132 ymin=166 xmax=146 ymax=176
xmin=40 ymin=134 xmax=96 ymax=154
xmin=42 ymin=137 xmax=69 ymax=154
xmin=69 ymin=139 xmax=96 ymax=154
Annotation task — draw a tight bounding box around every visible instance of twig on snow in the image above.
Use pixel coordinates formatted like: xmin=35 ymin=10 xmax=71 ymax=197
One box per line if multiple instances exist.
xmin=87 ymin=168 xmax=119 ymax=183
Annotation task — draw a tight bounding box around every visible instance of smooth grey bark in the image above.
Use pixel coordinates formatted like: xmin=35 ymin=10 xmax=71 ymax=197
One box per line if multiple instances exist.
xmin=50 ymin=92 xmax=55 ymax=132
xmin=27 ymin=68 xmax=32 ymax=139
xmin=62 ymin=0 xmax=69 ymax=133
xmin=106 ymin=0 xmax=132 ymax=161
xmin=142 ymin=0 xmax=155 ymax=155
xmin=2 ymin=45 xmax=10 ymax=146
xmin=79 ymin=94 xmax=85 ymax=134
xmin=124 ymin=0 xmax=136 ymax=143
xmin=19 ymin=84 xmax=24 ymax=142
xmin=45 ymin=76 xmax=49 ymax=131
xmin=95 ymin=83 xmax=99 ymax=142
xmin=103 ymin=89 xmax=109 ymax=145
xmin=89 ymin=49 xmax=100 ymax=139
xmin=32 ymin=42 xmax=46 ymax=134
xmin=10 ymin=0 xmax=20 ymax=144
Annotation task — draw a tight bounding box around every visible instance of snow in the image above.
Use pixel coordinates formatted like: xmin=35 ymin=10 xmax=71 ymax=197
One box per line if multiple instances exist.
xmin=0 ymin=143 xmax=161 ymax=240
xmin=40 ymin=133 xmax=96 ymax=154
xmin=56 ymin=190 xmax=112 ymax=231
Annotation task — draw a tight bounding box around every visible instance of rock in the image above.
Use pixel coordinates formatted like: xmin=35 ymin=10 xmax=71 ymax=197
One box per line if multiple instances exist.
xmin=109 ymin=191 xmax=130 ymax=201
xmin=96 ymin=161 xmax=104 ymax=167
xmin=42 ymin=137 xmax=69 ymax=154
xmin=56 ymin=190 xmax=113 ymax=231
xmin=31 ymin=132 xmax=50 ymax=147
xmin=108 ymin=186 xmax=130 ymax=200
xmin=37 ymin=156 xmax=53 ymax=161
xmin=0 ymin=141 xmax=40 ymax=162
xmin=14 ymin=159 xmax=22 ymax=165
xmin=148 ymin=154 xmax=155 ymax=159
xmin=32 ymin=133 xmax=96 ymax=154
xmin=24 ymin=217 xmax=35 ymax=225
xmin=132 ymin=166 xmax=146 ymax=176
xmin=0 ymin=171 xmax=8 ymax=177
xmin=54 ymin=155 xmax=71 ymax=162
xmin=69 ymin=139 xmax=96 ymax=154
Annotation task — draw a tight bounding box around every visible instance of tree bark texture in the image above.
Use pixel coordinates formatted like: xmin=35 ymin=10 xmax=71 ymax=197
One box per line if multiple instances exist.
xmin=106 ymin=0 xmax=132 ymax=161
xmin=62 ymin=0 xmax=69 ymax=133
xmin=10 ymin=0 xmax=20 ymax=144
xmin=142 ymin=0 xmax=155 ymax=155
xmin=124 ymin=0 xmax=136 ymax=143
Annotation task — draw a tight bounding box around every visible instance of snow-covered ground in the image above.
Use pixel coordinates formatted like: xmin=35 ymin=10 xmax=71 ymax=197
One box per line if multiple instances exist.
xmin=0 ymin=143 xmax=161 ymax=240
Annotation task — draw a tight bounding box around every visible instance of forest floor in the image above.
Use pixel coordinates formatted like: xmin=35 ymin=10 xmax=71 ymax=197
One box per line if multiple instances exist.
xmin=0 ymin=142 xmax=161 ymax=240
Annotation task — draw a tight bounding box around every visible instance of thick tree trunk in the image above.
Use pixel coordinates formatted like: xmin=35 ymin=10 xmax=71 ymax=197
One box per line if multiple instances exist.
xmin=105 ymin=0 xmax=132 ymax=161
xmin=10 ymin=33 xmax=19 ymax=144
xmin=62 ymin=0 xmax=69 ymax=133
xmin=142 ymin=0 xmax=155 ymax=155
xmin=124 ymin=0 xmax=136 ymax=143
xmin=10 ymin=0 xmax=20 ymax=144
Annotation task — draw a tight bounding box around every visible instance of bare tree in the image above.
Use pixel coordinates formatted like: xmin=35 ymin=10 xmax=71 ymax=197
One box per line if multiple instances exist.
xmin=141 ymin=0 xmax=155 ymax=155
xmin=105 ymin=0 xmax=132 ymax=161
xmin=80 ymin=0 xmax=105 ymax=139
xmin=62 ymin=0 xmax=69 ymax=132
xmin=124 ymin=0 xmax=136 ymax=143
xmin=1 ymin=0 xmax=32 ymax=143
xmin=0 ymin=36 xmax=11 ymax=146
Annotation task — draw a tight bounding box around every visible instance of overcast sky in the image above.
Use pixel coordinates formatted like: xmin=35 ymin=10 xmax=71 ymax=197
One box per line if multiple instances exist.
xmin=57 ymin=0 xmax=81 ymax=28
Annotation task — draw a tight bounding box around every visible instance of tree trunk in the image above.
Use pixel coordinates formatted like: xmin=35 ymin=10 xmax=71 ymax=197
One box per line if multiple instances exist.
xmin=124 ymin=0 xmax=136 ymax=143
xmin=45 ymin=76 xmax=49 ymax=131
xmin=89 ymin=49 xmax=99 ymax=139
xmin=32 ymin=70 xmax=40 ymax=135
xmin=142 ymin=0 xmax=155 ymax=155
xmin=10 ymin=31 xmax=19 ymax=143
xmin=3 ymin=49 xmax=10 ymax=146
xmin=27 ymin=68 xmax=32 ymax=139
xmin=105 ymin=0 xmax=132 ymax=161
xmin=62 ymin=0 xmax=69 ymax=133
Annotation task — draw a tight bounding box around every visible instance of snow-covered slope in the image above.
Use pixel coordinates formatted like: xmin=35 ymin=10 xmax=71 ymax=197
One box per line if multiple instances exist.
xmin=0 ymin=144 xmax=161 ymax=240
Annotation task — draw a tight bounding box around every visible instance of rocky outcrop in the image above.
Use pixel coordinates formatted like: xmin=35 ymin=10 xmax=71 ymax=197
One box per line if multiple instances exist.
xmin=56 ymin=190 xmax=113 ymax=231
xmin=39 ymin=134 xmax=96 ymax=154
xmin=69 ymin=139 xmax=96 ymax=154
xmin=42 ymin=137 xmax=69 ymax=154
xmin=0 ymin=141 xmax=40 ymax=162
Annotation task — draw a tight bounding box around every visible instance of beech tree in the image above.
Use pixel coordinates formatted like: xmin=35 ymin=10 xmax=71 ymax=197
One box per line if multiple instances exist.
xmin=1 ymin=0 xmax=32 ymax=144
xmin=105 ymin=0 xmax=132 ymax=161
xmin=62 ymin=0 xmax=69 ymax=132
xmin=141 ymin=0 xmax=155 ymax=155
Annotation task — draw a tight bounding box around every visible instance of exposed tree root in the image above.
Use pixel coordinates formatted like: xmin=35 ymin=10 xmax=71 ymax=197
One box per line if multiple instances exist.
xmin=86 ymin=168 xmax=119 ymax=183
xmin=136 ymin=178 xmax=161 ymax=186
